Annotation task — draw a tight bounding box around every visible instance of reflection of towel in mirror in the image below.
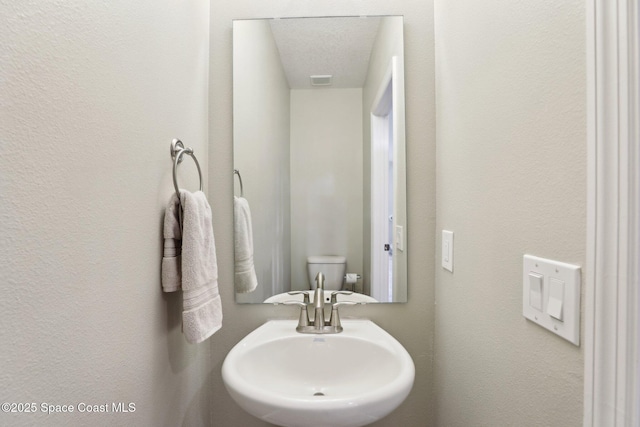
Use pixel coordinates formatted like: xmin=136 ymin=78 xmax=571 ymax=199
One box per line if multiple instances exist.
xmin=162 ymin=190 xmax=222 ymax=344
xmin=234 ymin=196 xmax=258 ymax=293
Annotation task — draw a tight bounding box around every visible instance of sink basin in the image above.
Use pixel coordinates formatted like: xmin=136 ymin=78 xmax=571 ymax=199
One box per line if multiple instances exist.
xmin=221 ymin=319 xmax=414 ymax=427
xmin=263 ymin=291 xmax=378 ymax=304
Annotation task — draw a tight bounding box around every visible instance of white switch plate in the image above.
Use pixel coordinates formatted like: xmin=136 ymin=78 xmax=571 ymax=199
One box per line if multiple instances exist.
xmin=395 ymin=225 xmax=404 ymax=252
xmin=522 ymin=255 xmax=581 ymax=346
xmin=442 ymin=230 xmax=454 ymax=272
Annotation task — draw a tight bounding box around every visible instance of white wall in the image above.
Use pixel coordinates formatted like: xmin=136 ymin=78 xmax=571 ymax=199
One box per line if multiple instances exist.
xmin=209 ymin=0 xmax=436 ymax=425
xmin=1 ymin=1 xmax=212 ymax=426
xmin=233 ymin=20 xmax=291 ymax=303
xmin=289 ymin=88 xmax=363 ymax=291
xmin=434 ymin=1 xmax=586 ymax=426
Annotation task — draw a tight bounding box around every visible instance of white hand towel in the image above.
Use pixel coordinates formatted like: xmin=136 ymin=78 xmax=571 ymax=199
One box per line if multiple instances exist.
xmin=162 ymin=194 xmax=182 ymax=293
xmin=162 ymin=191 xmax=222 ymax=344
xmin=233 ymin=196 xmax=258 ymax=293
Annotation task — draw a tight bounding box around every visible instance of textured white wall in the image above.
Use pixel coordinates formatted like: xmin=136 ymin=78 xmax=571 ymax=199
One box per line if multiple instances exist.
xmin=434 ymin=1 xmax=586 ymax=426
xmin=289 ymin=88 xmax=364 ymax=291
xmin=233 ymin=20 xmax=291 ymax=303
xmin=0 ymin=1 xmax=211 ymax=426
xmin=209 ymin=0 xmax=436 ymax=426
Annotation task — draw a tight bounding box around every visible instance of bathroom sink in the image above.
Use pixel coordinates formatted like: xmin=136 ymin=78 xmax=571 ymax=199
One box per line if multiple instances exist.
xmin=221 ymin=319 xmax=414 ymax=427
xmin=264 ymin=291 xmax=378 ymax=304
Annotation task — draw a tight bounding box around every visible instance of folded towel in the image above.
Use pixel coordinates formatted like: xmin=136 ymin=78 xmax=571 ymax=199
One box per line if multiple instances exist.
xmin=162 ymin=191 xmax=222 ymax=344
xmin=162 ymin=194 xmax=182 ymax=293
xmin=234 ymin=196 xmax=258 ymax=293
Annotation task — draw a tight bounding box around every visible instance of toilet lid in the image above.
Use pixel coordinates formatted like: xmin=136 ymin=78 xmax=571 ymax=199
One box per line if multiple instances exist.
xmin=307 ymin=255 xmax=346 ymax=264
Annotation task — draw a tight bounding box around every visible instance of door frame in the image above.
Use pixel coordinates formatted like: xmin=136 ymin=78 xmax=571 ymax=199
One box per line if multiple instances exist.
xmin=584 ymin=0 xmax=640 ymax=424
xmin=371 ymin=57 xmax=399 ymax=302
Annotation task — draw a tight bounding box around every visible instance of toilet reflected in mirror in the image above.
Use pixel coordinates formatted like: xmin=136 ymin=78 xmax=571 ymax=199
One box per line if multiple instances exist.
xmin=307 ymin=256 xmax=346 ymax=291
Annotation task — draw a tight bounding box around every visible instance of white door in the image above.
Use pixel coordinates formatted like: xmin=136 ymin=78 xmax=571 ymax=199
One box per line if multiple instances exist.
xmin=371 ymin=65 xmax=395 ymax=302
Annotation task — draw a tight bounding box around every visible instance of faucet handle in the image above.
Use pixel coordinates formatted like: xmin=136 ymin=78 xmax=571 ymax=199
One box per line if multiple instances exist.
xmin=330 ymin=291 xmax=353 ymax=304
xmin=278 ymin=300 xmax=307 ymax=307
xmin=275 ymin=301 xmax=310 ymax=328
xmin=329 ymin=301 xmax=363 ymax=330
xmin=287 ymin=291 xmax=310 ymax=304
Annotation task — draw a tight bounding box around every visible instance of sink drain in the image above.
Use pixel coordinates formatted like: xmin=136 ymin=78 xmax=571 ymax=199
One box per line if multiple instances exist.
xmin=313 ymin=392 xmax=325 ymax=397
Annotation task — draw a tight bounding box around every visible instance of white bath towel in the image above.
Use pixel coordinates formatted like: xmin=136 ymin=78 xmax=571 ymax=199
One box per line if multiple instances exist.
xmin=233 ymin=196 xmax=258 ymax=293
xmin=162 ymin=191 xmax=222 ymax=344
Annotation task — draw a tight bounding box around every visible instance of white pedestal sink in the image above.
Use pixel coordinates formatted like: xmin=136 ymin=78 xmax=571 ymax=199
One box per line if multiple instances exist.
xmin=221 ymin=319 xmax=415 ymax=427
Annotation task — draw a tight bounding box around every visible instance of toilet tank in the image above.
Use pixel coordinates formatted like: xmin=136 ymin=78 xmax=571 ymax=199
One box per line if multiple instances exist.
xmin=307 ymin=256 xmax=347 ymax=291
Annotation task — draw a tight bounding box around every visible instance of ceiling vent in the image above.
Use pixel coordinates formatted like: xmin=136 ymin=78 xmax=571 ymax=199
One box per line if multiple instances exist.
xmin=310 ymin=75 xmax=332 ymax=86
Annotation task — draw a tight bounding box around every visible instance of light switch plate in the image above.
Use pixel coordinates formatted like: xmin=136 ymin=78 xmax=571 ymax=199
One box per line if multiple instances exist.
xmin=442 ymin=230 xmax=454 ymax=272
xmin=522 ymin=255 xmax=581 ymax=345
xmin=395 ymin=225 xmax=404 ymax=252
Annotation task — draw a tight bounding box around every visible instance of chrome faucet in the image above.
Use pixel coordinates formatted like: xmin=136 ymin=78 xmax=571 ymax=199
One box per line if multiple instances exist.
xmin=274 ymin=273 xmax=364 ymax=334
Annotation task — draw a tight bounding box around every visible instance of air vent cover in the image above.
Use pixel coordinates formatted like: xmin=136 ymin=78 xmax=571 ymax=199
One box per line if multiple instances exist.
xmin=310 ymin=75 xmax=332 ymax=86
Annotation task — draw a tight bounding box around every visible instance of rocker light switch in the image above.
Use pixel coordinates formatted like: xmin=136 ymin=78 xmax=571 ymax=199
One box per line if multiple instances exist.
xmin=528 ymin=272 xmax=543 ymax=311
xmin=547 ymin=278 xmax=564 ymax=321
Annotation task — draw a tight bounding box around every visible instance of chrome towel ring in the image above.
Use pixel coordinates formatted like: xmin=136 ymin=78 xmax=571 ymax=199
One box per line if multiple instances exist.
xmin=233 ymin=169 xmax=244 ymax=197
xmin=170 ymin=139 xmax=203 ymax=201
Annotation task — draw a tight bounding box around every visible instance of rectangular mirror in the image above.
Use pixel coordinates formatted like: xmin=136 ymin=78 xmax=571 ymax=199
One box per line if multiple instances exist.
xmin=233 ymin=16 xmax=407 ymax=303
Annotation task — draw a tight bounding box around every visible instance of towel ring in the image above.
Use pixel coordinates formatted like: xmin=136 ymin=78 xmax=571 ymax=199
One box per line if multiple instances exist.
xmin=171 ymin=139 xmax=203 ymax=200
xmin=233 ymin=169 xmax=244 ymax=197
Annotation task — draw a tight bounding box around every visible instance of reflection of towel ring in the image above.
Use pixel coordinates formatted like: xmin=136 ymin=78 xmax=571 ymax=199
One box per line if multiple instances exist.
xmin=234 ymin=169 xmax=244 ymax=197
xmin=171 ymin=139 xmax=203 ymax=200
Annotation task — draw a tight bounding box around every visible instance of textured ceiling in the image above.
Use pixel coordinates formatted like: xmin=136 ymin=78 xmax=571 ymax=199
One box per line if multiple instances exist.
xmin=269 ymin=17 xmax=381 ymax=89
